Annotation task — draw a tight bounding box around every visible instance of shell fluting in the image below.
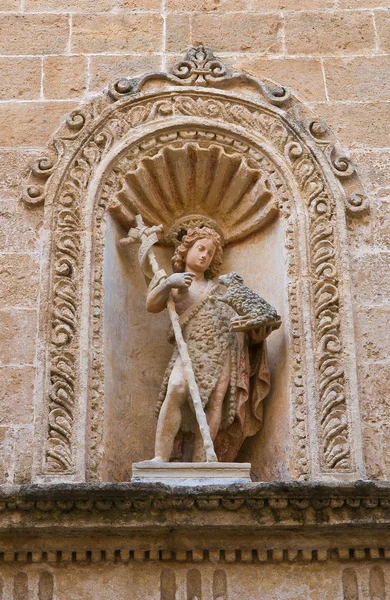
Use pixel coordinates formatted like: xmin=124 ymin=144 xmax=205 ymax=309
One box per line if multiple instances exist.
xmin=116 ymin=142 xmax=277 ymax=243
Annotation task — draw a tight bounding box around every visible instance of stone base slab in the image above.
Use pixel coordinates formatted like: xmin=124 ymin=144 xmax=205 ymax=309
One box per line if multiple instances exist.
xmin=131 ymin=461 xmax=252 ymax=485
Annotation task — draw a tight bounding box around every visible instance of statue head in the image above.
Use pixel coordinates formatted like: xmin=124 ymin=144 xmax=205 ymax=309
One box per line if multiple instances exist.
xmin=171 ymin=226 xmax=223 ymax=279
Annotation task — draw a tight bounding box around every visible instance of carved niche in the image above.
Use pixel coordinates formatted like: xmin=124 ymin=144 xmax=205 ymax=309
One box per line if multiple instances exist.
xmin=22 ymin=47 xmax=368 ymax=483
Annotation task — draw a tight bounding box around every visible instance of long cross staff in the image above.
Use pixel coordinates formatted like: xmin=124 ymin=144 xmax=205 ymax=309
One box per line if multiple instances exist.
xmin=120 ymin=214 xmax=218 ymax=463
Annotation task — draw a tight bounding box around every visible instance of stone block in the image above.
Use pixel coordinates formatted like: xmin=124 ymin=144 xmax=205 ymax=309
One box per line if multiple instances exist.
xmin=118 ymin=0 xmax=162 ymax=8
xmin=0 ymin=367 xmax=35 ymax=425
xmin=0 ymin=101 xmax=77 ymax=146
xmin=324 ymin=57 xmax=390 ymax=102
xmin=349 ymin=150 xmax=390 ymax=194
xmin=373 ymin=196 xmax=390 ymax=250
xmin=0 ymin=427 xmax=12 ymax=484
xmin=354 ymin=306 xmax=390 ymax=362
xmin=25 ymin=0 xmax=115 ymax=9
xmin=166 ymin=13 xmax=191 ymax=53
xmin=359 ymin=363 xmax=390 ymax=423
xmin=167 ymin=0 xmax=247 ymax=9
xmin=0 ymin=253 xmax=40 ymax=308
xmin=362 ymin=418 xmax=390 ymax=481
xmin=0 ymin=309 xmax=37 ymax=365
xmin=375 ymin=10 xmax=390 ymax=52
xmin=340 ymin=0 xmax=388 ymax=5
xmin=252 ymin=0 xmax=333 ymax=7
xmin=0 ymin=200 xmax=43 ymax=254
xmin=284 ymin=11 xmax=375 ymax=55
xmin=13 ymin=426 xmax=33 ymax=484
xmin=89 ymin=55 xmax=161 ymax=93
xmin=0 ymin=58 xmax=41 ymax=102
xmin=71 ymin=14 xmax=163 ymax=53
xmin=43 ymin=55 xmax=87 ymax=100
xmin=351 ymin=252 xmax=390 ymax=305
xmin=0 ymin=15 xmax=69 ymax=55
xmin=192 ymin=13 xmax=282 ymax=53
xmin=363 ymin=424 xmax=385 ymax=480
xmin=346 ymin=212 xmax=373 ymax=256
xmin=1 ymin=0 xmax=20 ymax=9
xmin=0 ymin=150 xmax=40 ymax=201
xmin=316 ymin=102 xmax=390 ymax=149
xmin=230 ymin=57 xmax=326 ymax=102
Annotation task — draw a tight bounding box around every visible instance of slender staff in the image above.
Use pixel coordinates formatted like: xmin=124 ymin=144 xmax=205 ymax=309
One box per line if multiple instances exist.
xmin=120 ymin=214 xmax=218 ymax=463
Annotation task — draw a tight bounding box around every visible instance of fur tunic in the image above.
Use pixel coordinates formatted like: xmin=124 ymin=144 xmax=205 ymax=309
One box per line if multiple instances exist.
xmin=156 ymin=281 xmax=270 ymax=462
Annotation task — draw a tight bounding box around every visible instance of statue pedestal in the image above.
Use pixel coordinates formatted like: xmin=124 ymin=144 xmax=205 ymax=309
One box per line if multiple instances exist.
xmin=131 ymin=461 xmax=252 ymax=485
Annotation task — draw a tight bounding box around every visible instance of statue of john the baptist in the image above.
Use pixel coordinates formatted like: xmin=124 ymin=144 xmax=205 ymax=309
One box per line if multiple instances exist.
xmin=146 ymin=226 xmax=274 ymax=463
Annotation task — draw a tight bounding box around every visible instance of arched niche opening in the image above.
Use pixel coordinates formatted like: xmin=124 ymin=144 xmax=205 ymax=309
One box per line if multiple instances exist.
xmin=24 ymin=47 xmax=367 ymax=484
xmin=98 ymin=122 xmax=295 ymax=482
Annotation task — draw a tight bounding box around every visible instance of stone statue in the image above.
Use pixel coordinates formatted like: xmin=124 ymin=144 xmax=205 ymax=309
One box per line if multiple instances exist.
xmin=145 ymin=226 xmax=281 ymax=463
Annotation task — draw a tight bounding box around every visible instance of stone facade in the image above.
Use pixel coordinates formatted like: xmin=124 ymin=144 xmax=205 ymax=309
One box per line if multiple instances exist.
xmin=1 ymin=1 xmax=390 ymax=598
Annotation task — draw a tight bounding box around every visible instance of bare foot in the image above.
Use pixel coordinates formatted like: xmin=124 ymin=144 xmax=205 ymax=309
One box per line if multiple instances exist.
xmin=149 ymin=456 xmax=165 ymax=463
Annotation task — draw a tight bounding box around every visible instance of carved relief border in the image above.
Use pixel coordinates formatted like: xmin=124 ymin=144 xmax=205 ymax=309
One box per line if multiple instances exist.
xmin=23 ymin=49 xmax=365 ymax=482
xmin=88 ymin=124 xmax=309 ymax=481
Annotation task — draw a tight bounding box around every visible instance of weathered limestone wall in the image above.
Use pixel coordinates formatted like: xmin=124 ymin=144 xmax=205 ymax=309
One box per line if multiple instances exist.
xmin=0 ymin=0 xmax=389 ymax=485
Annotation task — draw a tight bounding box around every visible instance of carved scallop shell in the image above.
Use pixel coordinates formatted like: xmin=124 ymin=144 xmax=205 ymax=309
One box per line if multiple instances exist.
xmin=116 ymin=142 xmax=278 ymax=243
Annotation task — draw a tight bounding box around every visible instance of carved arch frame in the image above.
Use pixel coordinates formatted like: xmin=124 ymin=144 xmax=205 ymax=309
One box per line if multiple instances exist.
xmin=26 ymin=51 xmax=366 ymax=483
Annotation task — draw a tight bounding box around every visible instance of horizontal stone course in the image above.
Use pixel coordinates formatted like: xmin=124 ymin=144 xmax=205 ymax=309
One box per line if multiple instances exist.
xmin=71 ymin=14 xmax=163 ymax=53
xmin=24 ymin=0 xmax=115 ymax=10
xmin=0 ymin=481 xmax=388 ymax=529
xmin=118 ymin=0 xmax=162 ymax=8
xmin=167 ymin=0 xmax=334 ymax=9
xmin=167 ymin=0 xmax=247 ymax=9
xmin=340 ymin=0 xmax=389 ymax=6
xmin=252 ymin=0 xmax=334 ymax=7
xmin=0 ymin=14 xmax=69 ymax=55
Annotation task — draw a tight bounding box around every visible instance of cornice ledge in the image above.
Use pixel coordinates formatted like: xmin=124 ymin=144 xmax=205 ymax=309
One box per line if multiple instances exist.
xmin=1 ymin=480 xmax=390 ymax=532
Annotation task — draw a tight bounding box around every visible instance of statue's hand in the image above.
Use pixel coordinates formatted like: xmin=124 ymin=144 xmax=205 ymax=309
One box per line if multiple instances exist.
xmin=247 ymin=323 xmax=276 ymax=342
xmin=166 ymin=272 xmax=195 ymax=291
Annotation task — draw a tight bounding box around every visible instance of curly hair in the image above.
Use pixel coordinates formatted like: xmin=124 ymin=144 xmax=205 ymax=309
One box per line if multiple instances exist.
xmin=171 ymin=227 xmax=223 ymax=279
